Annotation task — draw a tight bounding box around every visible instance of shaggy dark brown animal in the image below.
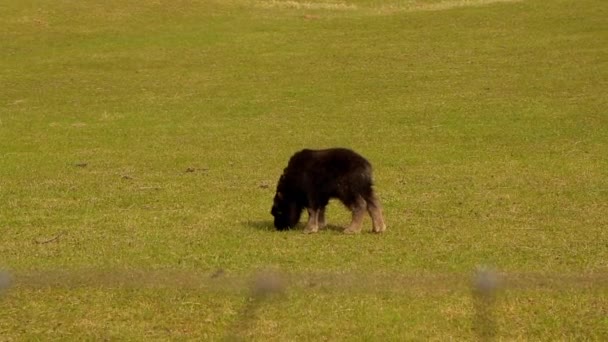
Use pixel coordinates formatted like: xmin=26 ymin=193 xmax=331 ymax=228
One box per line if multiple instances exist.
xmin=271 ymin=148 xmax=386 ymax=234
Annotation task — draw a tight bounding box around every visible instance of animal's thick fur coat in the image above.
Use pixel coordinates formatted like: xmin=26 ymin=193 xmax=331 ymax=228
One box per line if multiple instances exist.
xmin=271 ymin=148 xmax=386 ymax=234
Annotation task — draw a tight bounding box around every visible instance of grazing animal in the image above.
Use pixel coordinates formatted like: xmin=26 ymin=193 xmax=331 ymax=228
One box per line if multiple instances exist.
xmin=271 ymin=148 xmax=386 ymax=234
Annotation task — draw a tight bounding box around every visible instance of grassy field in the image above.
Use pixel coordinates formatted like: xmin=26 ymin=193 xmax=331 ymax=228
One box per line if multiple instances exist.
xmin=1 ymin=0 xmax=607 ymax=340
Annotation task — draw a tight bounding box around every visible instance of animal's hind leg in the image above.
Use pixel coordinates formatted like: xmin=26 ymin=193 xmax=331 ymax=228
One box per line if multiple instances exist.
xmin=304 ymin=207 xmax=320 ymax=234
xmin=344 ymin=195 xmax=367 ymax=234
xmin=318 ymin=207 xmax=327 ymax=229
xmin=366 ymin=193 xmax=386 ymax=233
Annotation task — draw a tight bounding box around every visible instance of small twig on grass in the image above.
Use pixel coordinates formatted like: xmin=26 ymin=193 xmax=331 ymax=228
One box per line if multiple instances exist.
xmin=138 ymin=186 xmax=162 ymax=190
xmin=35 ymin=231 xmax=66 ymax=244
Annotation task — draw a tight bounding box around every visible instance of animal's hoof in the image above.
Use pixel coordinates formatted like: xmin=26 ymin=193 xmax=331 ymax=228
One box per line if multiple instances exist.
xmin=343 ymin=228 xmax=360 ymax=234
xmin=373 ymin=225 xmax=387 ymax=233
xmin=303 ymin=227 xmax=318 ymax=234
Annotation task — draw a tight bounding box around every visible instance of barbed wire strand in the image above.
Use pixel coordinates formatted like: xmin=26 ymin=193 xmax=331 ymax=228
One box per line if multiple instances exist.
xmin=1 ymin=268 xmax=606 ymax=340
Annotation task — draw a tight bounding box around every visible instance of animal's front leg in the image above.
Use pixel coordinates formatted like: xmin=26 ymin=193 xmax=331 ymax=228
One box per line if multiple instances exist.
xmin=304 ymin=207 xmax=320 ymax=234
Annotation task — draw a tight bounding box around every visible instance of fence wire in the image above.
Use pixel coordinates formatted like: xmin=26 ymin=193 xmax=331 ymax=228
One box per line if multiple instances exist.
xmin=1 ymin=268 xmax=606 ymax=340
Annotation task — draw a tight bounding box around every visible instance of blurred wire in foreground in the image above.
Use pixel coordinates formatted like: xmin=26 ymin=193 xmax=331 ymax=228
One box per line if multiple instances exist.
xmin=225 ymin=269 xmax=286 ymax=341
xmin=472 ymin=266 xmax=501 ymax=341
xmin=0 ymin=270 xmax=12 ymax=295
xmin=4 ymin=267 xmax=607 ymax=340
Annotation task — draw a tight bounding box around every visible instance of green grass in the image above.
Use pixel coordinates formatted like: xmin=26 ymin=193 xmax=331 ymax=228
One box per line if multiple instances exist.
xmin=1 ymin=0 xmax=607 ymax=340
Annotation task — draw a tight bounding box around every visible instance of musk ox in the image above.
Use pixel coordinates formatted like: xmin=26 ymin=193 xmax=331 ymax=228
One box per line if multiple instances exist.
xmin=271 ymin=148 xmax=386 ymax=234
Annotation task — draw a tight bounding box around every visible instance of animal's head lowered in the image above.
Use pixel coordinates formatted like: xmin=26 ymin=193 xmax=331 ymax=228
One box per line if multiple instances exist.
xmin=271 ymin=191 xmax=302 ymax=230
xmin=271 ymin=175 xmax=302 ymax=230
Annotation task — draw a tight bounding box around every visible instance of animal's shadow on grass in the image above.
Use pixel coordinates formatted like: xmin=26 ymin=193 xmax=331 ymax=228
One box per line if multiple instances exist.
xmin=243 ymin=220 xmax=275 ymax=231
xmin=241 ymin=220 xmax=345 ymax=233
